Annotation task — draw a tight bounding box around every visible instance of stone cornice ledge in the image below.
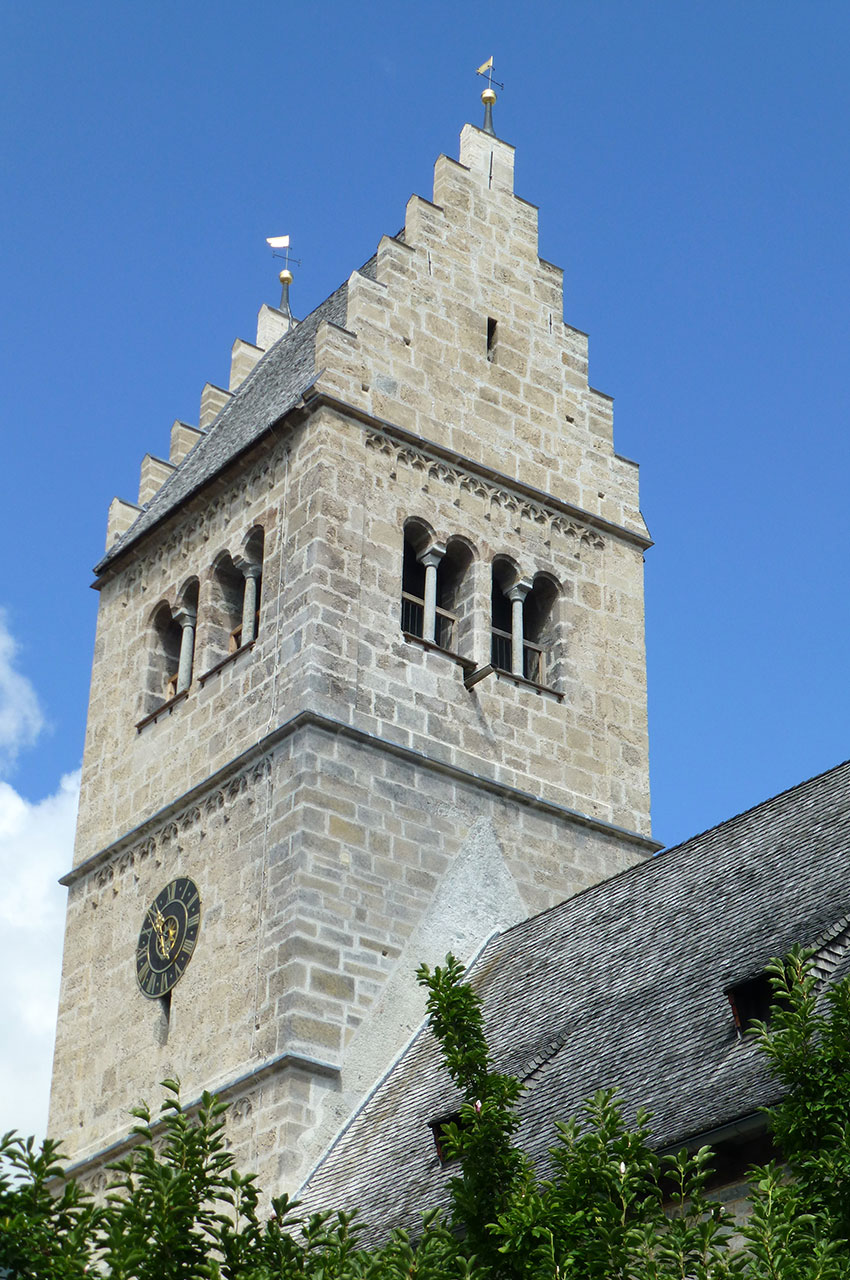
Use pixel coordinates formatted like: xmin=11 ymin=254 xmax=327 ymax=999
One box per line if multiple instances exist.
xmin=57 ymin=1049 xmax=340 ymax=1182
xmin=304 ymin=389 xmax=653 ymax=552
xmin=62 ymin=712 xmax=661 ymax=888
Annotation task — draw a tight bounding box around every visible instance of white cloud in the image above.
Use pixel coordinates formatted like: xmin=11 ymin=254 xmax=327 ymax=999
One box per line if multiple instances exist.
xmin=0 ymin=611 xmax=78 ymax=1143
xmin=0 ymin=770 xmax=79 ymax=1143
xmin=0 ymin=610 xmax=44 ymax=773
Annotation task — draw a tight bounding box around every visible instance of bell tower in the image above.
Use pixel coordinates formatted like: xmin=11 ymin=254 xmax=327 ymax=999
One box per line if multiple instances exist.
xmin=49 ymin=106 xmax=657 ymax=1195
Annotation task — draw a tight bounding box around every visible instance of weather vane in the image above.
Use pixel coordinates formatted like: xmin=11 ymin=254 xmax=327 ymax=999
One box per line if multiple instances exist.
xmin=475 ymin=56 xmax=504 ymax=136
xmin=265 ymin=234 xmax=301 ymax=316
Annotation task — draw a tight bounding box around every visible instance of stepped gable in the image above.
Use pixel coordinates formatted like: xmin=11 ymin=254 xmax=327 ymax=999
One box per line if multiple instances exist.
xmin=296 ymin=757 xmax=850 ymax=1235
xmin=95 ymin=255 xmax=379 ymax=573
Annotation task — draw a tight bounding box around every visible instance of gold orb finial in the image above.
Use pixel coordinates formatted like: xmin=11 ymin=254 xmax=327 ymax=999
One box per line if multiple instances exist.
xmin=482 ymin=87 xmax=497 ymax=106
xmin=279 ymin=268 xmax=294 ymax=286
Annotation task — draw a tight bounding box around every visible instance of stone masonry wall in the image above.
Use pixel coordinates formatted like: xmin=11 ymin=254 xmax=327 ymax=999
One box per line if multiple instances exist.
xmin=51 ymin=720 xmax=649 ymax=1184
xmin=53 ymin=119 xmax=654 ymax=1191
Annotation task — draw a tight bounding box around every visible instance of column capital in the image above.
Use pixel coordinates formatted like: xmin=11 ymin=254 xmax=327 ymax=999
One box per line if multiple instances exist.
xmin=235 ymin=557 xmax=262 ymax=580
xmin=506 ymin=578 xmax=533 ymax=604
xmin=417 ymin=542 xmax=446 ymax=570
xmin=174 ymin=606 xmax=197 ymax=630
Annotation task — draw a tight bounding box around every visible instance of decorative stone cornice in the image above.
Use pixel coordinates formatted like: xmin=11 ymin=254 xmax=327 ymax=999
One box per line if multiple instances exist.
xmin=63 ymin=710 xmax=661 ymax=892
xmin=301 ymin=392 xmax=650 ymax=551
xmin=364 ymin=429 xmax=606 ymax=549
xmin=63 ymin=753 xmax=273 ymax=893
xmin=96 ymin=446 xmax=284 ymax=593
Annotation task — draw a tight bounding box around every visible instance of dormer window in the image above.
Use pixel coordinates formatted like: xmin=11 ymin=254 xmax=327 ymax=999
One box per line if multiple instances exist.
xmin=428 ymin=1111 xmax=463 ymax=1165
xmin=726 ymin=973 xmax=774 ymax=1036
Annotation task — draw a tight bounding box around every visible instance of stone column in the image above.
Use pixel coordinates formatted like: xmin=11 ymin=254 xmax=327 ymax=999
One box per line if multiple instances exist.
xmin=418 ymin=546 xmax=445 ymax=643
xmin=175 ymin=607 xmax=197 ymax=694
xmin=507 ymin=582 xmax=531 ymax=677
xmin=240 ymin=563 xmax=262 ymax=646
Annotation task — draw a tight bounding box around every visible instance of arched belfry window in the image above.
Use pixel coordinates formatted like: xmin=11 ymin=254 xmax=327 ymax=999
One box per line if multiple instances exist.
xmin=523 ymin=574 xmax=559 ymax=685
xmin=208 ymin=529 xmax=264 ymax=664
xmin=211 ymin=553 xmax=244 ymax=661
xmin=491 ymin=561 xmax=559 ymax=686
xmin=436 ymin=538 xmax=474 ymax=653
xmin=491 ymin=558 xmax=518 ymax=674
xmin=401 ymin=520 xmax=434 ymax=641
xmin=144 ymin=579 xmax=199 ymax=713
xmin=147 ymin=603 xmax=182 ymax=709
xmin=401 ymin=522 xmax=472 ymax=655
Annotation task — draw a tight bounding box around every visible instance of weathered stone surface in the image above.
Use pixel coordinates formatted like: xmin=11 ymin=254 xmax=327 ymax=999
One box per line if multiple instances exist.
xmin=50 ymin=121 xmax=654 ymax=1197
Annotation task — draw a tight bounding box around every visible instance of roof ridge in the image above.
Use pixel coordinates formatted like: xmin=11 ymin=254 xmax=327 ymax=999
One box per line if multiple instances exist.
xmin=96 ymin=251 xmax=381 ymax=574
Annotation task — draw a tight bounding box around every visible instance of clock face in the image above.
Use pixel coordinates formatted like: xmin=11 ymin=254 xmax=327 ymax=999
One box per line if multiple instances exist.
xmin=136 ymin=877 xmax=201 ymax=999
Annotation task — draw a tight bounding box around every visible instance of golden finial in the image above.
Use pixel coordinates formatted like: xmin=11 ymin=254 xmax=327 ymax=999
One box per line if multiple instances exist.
xmin=266 ymin=234 xmax=300 ymax=318
xmin=475 ymin=57 xmax=503 ymax=136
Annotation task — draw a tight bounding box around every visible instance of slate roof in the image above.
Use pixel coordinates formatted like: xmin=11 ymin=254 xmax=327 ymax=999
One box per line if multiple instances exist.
xmin=96 ymin=256 xmax=378 ymax=575
xmin=297 ymin=758 xmax=850 ymax=1233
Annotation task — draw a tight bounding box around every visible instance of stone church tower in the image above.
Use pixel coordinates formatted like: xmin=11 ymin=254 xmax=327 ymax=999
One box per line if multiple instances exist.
xmin=49 ymin=107 xmax=656 ymax=1195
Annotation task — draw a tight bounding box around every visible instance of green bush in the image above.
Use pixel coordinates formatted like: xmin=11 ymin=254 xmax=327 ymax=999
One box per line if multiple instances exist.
xmin=2 ymin=948 xmax=849 ymax=1278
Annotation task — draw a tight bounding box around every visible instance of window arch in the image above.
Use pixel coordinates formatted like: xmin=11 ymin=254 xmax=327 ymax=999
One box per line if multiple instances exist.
xmin=436 ymin=537 xmax=474 ymax=653
xmin=400 ymin=521 xmax=473 ymax=655
xmin=145 ymin=602 xmax=182 ymax=710
xmin=523 ymin=574 xmax=559 ymax=685
xmin=491 ymin=560 xmax=560 ymax=686
xmin=207 ymin=528 xmax=264 ymax=664
xmin=143 ymin=577 xmax=198 ymax=713
xmin=400 ymin=519 xmax=435 ymax=641
xmin=210 ymin=553 xmax=244 ymax=661
xmin=490 ymin=557 xmax=520 ymax=674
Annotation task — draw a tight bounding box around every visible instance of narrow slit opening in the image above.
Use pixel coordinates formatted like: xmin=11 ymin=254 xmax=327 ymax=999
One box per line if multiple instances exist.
xmin=486 ymin=317 xmax=497 ymax=362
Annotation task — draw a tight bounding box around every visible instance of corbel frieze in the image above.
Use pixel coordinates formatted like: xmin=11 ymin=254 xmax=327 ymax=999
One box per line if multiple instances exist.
xmin=364 ymin=429 xmax=605 ymax=549
xmin=113 ymin=455 xmax=280 ymax=591
xmin=87 ymin=755 xmax=273 ymax=897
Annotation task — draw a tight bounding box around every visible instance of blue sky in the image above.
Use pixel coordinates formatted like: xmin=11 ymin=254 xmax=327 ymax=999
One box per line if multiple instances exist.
xmin=2 ymin=1 xmax=850 ymax=1136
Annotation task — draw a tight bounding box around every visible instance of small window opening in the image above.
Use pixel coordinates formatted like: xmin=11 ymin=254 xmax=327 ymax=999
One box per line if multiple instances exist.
xmin=523 ymin=576 xmax=559 ymax=685
xmin=429 ymin=1111 xmax=463 ymax=1165
xmin=401 ymin=534 xmax=427 ymax=637
xmin=726 ymin=973 xmax=775 ymax=1036
xmin=152 ymin=604 xmax=182 ymax=706
xmin=490 ymin=560 xmax=514 ymax=672
xmin=486 ymin=317 xmax=498 ymax=362
xmin=434 ymin=539 xmax=473 ymax=653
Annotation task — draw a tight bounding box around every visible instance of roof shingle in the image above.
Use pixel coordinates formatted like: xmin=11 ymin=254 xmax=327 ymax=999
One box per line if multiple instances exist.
xmin=298 ymin=758 xmax=850 ymax=1235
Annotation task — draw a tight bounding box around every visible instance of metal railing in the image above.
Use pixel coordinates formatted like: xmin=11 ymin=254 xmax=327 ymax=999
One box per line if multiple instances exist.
xmin=401 ymin=592 xmax=424 ymax=637
xmin=401 ymin=592 xmax=457 ymax=651
xmin=490 ymin=627 xmax=546 ymax=684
